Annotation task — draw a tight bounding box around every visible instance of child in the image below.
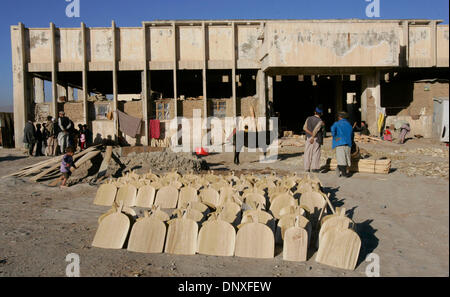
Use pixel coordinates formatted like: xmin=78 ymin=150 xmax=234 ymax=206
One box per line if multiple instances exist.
xmin=79 ymin=126 xmax=86 ymax=151
xmin=383 ymin=127 xmax=393 ymax=142
xmin=59 ymin=147 xmax=76 ymax=188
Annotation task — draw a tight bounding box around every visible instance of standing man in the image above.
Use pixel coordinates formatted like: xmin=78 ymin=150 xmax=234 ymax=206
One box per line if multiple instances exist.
xmin=303 ymin=107 xmax=325 ymax=173
xmin=44 ymin=116 xmax=56 ymax=156
xmin=23 ymin=119 xmax=36 ymax=157
xmin=57 ymin=111 xmax=72 ymax=154
xmin=331 ymin=112 xmax=353 ymax=178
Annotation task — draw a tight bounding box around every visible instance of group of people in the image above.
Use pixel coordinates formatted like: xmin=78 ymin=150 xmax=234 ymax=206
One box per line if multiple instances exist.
xmin=303 ymin=107 xmax=354 ymax=178
xmin=22 ymin=111 xmax=91 ymax=157
xmin=303 ymin=107 xmax=412 ymax=177
xmin=382 ymin=123 xmax=411 ymax=144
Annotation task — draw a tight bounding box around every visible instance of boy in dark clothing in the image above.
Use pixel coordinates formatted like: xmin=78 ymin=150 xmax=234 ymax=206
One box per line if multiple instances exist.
xmin=59 ymin=147 xmax=77 ymax=188
xmin=23 ymin=120 xmax=36 ymax=156
xmin=34 ymin=123 xmax=44 ymax=156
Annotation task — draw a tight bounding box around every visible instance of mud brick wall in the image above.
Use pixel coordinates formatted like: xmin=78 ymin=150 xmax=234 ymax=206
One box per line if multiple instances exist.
xmin=182 ymin=99 xmax=204 ymax=118
xmin=119 ymin=100 xmax=143 ymax=119
xmin=399 ymin=82 xmax=449 ymax=116
xmin=62 ymin=102 xmax=84 ymax=123
xmin=240 ymin=96 xmax=259 ymax=117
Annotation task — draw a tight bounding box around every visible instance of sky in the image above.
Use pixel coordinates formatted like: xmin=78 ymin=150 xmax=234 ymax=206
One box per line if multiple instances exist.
xmin=0 ymin=0 xmax=448 ymax=108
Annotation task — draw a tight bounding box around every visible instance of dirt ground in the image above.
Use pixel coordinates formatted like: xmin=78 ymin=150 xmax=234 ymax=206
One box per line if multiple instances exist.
xmin=0 ymin=137 xmax=448 ymax=277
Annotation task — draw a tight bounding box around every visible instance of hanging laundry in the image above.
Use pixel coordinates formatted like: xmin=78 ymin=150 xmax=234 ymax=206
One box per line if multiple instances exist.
xmin=117 ymin=110 xmax=142 ymax=138
xmin=149 ymin=119 xmax=161 ymax=140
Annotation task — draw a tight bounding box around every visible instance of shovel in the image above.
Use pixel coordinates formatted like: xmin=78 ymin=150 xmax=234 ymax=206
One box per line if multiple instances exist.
xmin=164 ymin=210 xmax=198 ymax=255
xmin=127 ymin=210 xmax=166 ymax=253
xmin=92 ymin=201 xmax=130 ymax=249
xmin=283 ymin=215 xmax=309 ymax=262
xmin=235 ymin=213 xmax=275 ymax=259
xmin=197 ymin=216 xmax=236 ymax=257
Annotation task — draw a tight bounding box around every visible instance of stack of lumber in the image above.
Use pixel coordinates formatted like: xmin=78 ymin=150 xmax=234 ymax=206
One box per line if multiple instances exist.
xmin=354 ymin=134 xmax=382 ymax=143
xmin=4 ymin=145 xmax=102 ymax=182
xmin=91 ymin=170 xmax=362 ymax=270
xmin=326 ymin=158 xmax=391 ymax=174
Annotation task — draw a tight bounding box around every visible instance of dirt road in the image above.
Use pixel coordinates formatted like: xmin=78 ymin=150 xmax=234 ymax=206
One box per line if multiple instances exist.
xmin=0 ymin=138 xmax=448 ymax=277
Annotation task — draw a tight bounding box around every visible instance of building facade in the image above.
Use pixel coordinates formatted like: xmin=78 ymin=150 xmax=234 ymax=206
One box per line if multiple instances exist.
xmin=11 ymin=19 xmax=449 ymax=148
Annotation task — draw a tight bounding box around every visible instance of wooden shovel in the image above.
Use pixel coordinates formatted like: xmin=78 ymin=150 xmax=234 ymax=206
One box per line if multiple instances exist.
xmin=197 ymin=218 xmax=236 ymax=257
xmin=164 ymin=210 xmax=198 ymax=255
xmin=269 ymin=192 xmax=297 ymax=219
xmin=283 ymin=215 xmax=309 ymax=262
xmin=94 ymin=183 xmax=118 ymax=206
xmin=135 ymin=185 xmax=156 ymax=208
xmin=92 ymin=201 xmax=130 ymax=249
xmin=315 ymin=228 xmax=361 ymax=271
xmin=235 ymin=213 xmax=275 ymax=259
xmin=178 ymin=186 xmax=199 ymax=209
xmin=115 ymin=184 xmax=137 ymax=207
xmin=154 ymin=185 xmax=179 ymax=209
xmin=199 ymin=186 xmax=220 ymax=209
xmin=127 ymin=210 xmax=166 ymax=253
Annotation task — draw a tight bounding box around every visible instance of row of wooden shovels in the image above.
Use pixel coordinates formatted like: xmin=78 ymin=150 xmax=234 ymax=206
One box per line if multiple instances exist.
xmin=91 ymin=171 xmax=361 ymax=270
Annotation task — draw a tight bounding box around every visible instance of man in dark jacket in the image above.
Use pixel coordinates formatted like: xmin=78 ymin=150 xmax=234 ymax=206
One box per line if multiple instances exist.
xmin=57 ymin=111 xmax=72 ymax=154
xmin=23 ymin=120 xmax=36 ymax=156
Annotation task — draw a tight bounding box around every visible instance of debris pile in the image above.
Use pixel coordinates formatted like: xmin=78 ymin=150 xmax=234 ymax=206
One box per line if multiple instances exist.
xmin=91 ymin=171 xmax=361 ymax=271
xmin=105 ymin=150 xmax=208 ymax=178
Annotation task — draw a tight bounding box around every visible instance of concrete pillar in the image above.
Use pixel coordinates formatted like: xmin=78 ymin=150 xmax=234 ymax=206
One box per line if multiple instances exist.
xmin=112 ymin=21 xmax=119 ymax=140
xmin=231 ymin=22 xmax=237 ymax=118
xmin=202 ymin=22 xmax=208 ymax=119
xmin=256 ymin=70 xmax=266 ymax=119
xmin=50 ymin=22 xmax=58 ymax=118
xmin=431 ymin=20 xmax=437 ymax=67
xmin=33 ymin=77 xmax=45 ymax=104
xmin=361 ymin=71 xmax=381 ymax=136
xmin=81 ymin=22 xmax=89 ymax=125
xmin=142 ymin=23 xmax=149 ymax=146
xmin=172 ymin=22 xmax=178 ymax=119
xmin=11 ymin=23 xmax=29 ymax=148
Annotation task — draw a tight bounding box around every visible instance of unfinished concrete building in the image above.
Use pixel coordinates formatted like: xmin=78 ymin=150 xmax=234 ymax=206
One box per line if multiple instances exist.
xmin=11 ymin=19 xmax=449 ymax=148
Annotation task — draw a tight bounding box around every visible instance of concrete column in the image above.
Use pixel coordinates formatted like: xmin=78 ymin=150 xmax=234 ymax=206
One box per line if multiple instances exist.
xmin=231 ymin=22 xmax=237 ymax=118
xmin=142 ymin=23 xmax=149 ymax=146
xmin=81 ymin=22 xmax=89 ymax=125
xmin=361 ymin=71 xmax=381 ymax=136
xmin=267 ymin=75 xmax=273 ymax=104
xmin=33 ymin=77 xmax=45 ymax=103
xmin=256 ymin=70 xmax=266 ymax=119
xmin=202 ymin=22 xmax=208 ymax=119
xmin=431 ymin=21 xmax=437 ymax=67
xmin=402 ymin=21 xmax=409 ymax=67
xmin=11 ymin=23 xmax=29 ymax=147
xmin=50 ymin=22 xmax=58 ymax=117
xmin=172 ymin=22 xmax=178 ymax=119
xmin=112 ymin=21 xmax=119 ymax=140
